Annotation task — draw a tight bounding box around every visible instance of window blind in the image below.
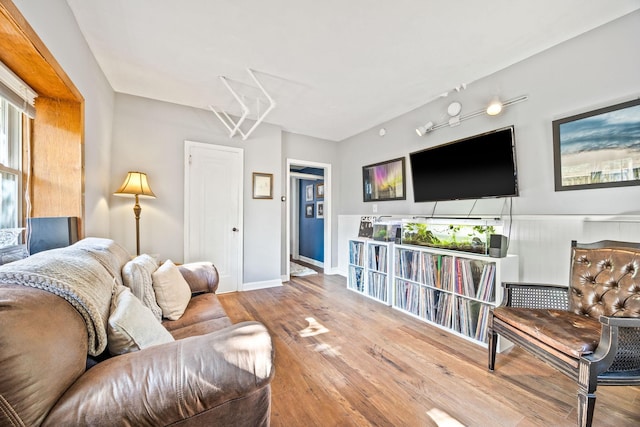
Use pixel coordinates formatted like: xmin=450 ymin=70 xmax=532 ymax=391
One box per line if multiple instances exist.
xmin=0 ymin=61 xmax=36 ymax=118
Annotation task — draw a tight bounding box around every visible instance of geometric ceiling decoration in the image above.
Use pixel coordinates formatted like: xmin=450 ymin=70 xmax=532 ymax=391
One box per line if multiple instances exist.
xmin=209 ymin=68 xmax=276 ymax=140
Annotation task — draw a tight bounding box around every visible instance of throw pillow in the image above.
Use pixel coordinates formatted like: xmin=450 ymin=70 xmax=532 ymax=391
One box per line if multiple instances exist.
xmin=107 ymin=284 xmax=174 ymax=355
xmin=122 ymin=254 xmax=163 ymax=321
xmin=152 ymin=259 xmax=192 ymax=320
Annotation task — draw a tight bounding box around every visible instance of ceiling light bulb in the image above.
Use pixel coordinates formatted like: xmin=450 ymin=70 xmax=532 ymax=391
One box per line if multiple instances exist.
xmin=486 ymin=98 xmax=503 ymax=115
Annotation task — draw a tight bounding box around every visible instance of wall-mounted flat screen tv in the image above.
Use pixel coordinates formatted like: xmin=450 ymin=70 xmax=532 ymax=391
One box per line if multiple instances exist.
xmin=409 ymin=126 xmax=518 ymax=202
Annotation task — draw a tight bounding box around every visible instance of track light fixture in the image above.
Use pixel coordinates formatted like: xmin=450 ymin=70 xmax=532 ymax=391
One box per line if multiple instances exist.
xmin=415 ymin=95 xmax=528 ymax=136
xmin=415 ymin=121 xmax=434 ymax=136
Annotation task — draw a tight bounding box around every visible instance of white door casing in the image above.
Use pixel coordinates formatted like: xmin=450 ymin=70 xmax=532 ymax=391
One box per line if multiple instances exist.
xmin=184 ymin=141 xmax=243 ymax=293
xmin=285 ymin=158 xmax=332 ymax=277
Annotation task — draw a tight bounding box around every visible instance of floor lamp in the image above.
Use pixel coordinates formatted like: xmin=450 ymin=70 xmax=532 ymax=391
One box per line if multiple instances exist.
xmin=114 ymin=171 xmax=156 ymax=255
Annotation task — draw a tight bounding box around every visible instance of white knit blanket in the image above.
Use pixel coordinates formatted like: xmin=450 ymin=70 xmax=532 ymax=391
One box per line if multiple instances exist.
xmin=0 ymin=241 xmax=123 ymax=356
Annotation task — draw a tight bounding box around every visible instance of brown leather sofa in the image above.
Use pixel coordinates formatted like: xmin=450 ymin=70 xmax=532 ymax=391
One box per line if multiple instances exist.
xmin=0 ymin=238 xmax=275 ymax=426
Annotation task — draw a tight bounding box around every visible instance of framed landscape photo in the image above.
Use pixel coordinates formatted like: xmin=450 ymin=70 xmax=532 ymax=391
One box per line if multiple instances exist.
xmin=362 ymin=157 xmax=406 ymax=202
xmin=252 ymin=172 xmax=273 ymax=199
xmin=552 ymin=98 xmax=640 ymax=191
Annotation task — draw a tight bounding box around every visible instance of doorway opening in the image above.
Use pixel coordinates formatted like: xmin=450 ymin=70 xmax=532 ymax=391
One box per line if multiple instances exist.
xmin=285 ymin=159 xmax=332 ymax=278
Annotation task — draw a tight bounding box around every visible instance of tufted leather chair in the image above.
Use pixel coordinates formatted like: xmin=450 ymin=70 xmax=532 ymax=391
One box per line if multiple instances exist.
xmin=488 ymin=240 xmax=640 ymax=427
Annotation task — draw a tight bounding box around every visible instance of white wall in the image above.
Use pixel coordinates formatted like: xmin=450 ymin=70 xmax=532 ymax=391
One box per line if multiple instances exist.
xmin=336 ymin=11 xmax=640 ymax=283
xmin=14 ymin=0 xmax=115 ymax=237
xmin=338 ymin=11 xmax=640 ymax=218
xmin=110 ymin=93 xmax=282 ymax=285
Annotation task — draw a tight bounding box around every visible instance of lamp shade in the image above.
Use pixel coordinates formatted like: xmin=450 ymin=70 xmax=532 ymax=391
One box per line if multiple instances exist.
xmin=114 ymin=172 xmax=156 ymax=198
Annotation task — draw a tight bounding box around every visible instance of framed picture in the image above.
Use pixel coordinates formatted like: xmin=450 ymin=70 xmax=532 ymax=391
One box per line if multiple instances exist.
xmin=316 ymin=182 xmax=324 ymax=199
xmin=362 ymin=157 xmax=406 ymax=202
xmin=252 ymin=172 xmax=273 ymax=199
xmin=553 ymin=98 xmax=640 ymax=191
xmin=305 ymin=184 xmax=314 ymax=201
xmin=305 ymin=203 xmax=314 ymax=218
xmin=316 ymin=201 xmax=324 ymax=219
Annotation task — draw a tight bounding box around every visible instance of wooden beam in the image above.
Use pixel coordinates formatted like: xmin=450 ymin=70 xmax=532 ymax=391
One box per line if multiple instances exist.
xmin=0 ymin=0 xmax=82 ymax=101
xmin=31 ymin=97 xmax=83 ymax=219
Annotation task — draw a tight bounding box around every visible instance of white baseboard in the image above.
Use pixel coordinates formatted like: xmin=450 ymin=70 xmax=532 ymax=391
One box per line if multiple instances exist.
xmin=329 ymin=267 xmax=346 ymax=277
xmin=242 ymin=279 xmax=283 ymax=291
xmin=298 ymin=255 xmax=324 ymax=267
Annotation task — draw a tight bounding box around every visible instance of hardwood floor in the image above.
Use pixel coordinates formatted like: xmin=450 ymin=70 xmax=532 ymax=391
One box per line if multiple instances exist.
xmin=217 ymin=272 xmax=640 ymax=427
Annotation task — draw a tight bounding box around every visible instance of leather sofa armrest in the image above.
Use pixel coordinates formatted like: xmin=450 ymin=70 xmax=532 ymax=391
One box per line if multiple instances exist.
xmin=178 ymin=261 xmax=219 ymax=293
xmin=43 ymin=321 xmax=274 ymax=427
xmin=500 ymin=282 xmax=569 ymax=310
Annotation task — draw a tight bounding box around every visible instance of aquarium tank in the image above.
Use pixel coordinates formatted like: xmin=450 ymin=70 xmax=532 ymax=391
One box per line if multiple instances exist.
xmin=400 ymin=218 xmax=503 ymax=255
xmin=372 ymin=219 xmax=402 ymax=242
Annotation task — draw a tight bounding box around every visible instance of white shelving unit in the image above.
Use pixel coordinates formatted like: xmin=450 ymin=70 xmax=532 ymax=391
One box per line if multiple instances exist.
xmin=347 ymin=239 xmax=393 ymax=305
xmin=365 ymin=240 xmax=393 ymax=305
xmin=347 ymin=239 xmax=366 ymax=293
xmin=393 ymin=244 xmax=518 ymax=351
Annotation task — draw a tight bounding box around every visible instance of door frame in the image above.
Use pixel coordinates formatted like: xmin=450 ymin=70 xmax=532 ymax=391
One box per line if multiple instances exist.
xmin=184 ymin=141 xmax=244 ymax=291
xmin=285 ymin=158 xmax=332 ymax=277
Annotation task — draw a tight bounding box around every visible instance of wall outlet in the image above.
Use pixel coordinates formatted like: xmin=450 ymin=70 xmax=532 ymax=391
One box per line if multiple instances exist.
xmin=372 ymin=204 xmax=378 ymax=213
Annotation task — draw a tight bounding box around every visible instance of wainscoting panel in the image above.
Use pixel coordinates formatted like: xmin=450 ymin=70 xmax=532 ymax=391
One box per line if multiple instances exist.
xmin=338 ymin=214 xmax=640 ymax=286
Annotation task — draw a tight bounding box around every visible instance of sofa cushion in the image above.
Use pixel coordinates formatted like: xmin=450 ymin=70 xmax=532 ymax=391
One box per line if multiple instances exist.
xmin=107 ymin=284 xmax=174 ymax=355
xmin=122 ymin=254 xmax=163 ymax=321
xmin=178 ymin=262 xmax=219 ymax=293
xmin=152 ymin=260 xmax=191 ymax=320
xmin=492 ymin=307 xmax=601 ymax=358
xmin=163 ymin=293 xmax=231 ymax=335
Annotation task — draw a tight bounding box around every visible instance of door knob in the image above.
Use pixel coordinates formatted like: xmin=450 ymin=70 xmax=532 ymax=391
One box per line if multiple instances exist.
xmin=232 ymin=227 xmax=239 ymax=232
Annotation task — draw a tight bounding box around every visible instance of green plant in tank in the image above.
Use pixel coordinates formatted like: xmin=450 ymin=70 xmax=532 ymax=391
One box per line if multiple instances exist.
xmin=402 ymin=222 xmax=438 ymax=246
xmin=472 ymin=225 xmax=496 ymax=236
xmin=374 ymin=228 xmax=387 ymax=240
xmin=403 ymin=221 xmax=497 ymax=254
xmin=448 ymin=224 xmax=461 ymax=247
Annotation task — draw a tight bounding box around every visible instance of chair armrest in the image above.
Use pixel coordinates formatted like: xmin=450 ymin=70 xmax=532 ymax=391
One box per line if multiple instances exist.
xmin=43 ymin=321 xmax=274 ymax=426
xmin=500 ymin=282 xmax=569 ymax=309
xmin=579 ymin=315 xmax=640 ymax=383
xmin=599 ymin=315 xmax=640 ymax=328
xmin=178 ymin=261 xmax=219 ymax=293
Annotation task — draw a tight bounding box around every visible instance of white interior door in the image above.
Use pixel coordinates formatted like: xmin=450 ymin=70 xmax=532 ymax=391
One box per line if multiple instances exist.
xmin=184 ymin=141 xmax=243 ymax=293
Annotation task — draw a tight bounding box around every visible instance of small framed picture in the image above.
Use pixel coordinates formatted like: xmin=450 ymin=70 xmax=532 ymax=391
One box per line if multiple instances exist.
xmin=305 ymin=204 xmax=314 ymax=218
xmin=252 ymin=172 xmax=273 ymax=199
xmin=305 ymin=184 xmax=314 ymax=201
xmin=316 ymin=182 xmax=324 ymax=199
xmin=316 ymin=201 xmax=324 ymax=219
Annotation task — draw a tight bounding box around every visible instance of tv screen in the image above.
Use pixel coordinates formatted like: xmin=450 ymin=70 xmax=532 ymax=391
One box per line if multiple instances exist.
xmin=410 ymin=126 xmax=518 ymax=202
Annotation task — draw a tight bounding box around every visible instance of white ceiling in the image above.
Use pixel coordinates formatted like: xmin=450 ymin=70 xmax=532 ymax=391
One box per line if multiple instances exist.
xmin=65 ymin=1 xmax=639 ymax=142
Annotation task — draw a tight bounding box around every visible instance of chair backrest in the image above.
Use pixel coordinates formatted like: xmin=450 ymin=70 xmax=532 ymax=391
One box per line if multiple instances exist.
xmin=569 ymin=240 xmax=640 ymax=318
